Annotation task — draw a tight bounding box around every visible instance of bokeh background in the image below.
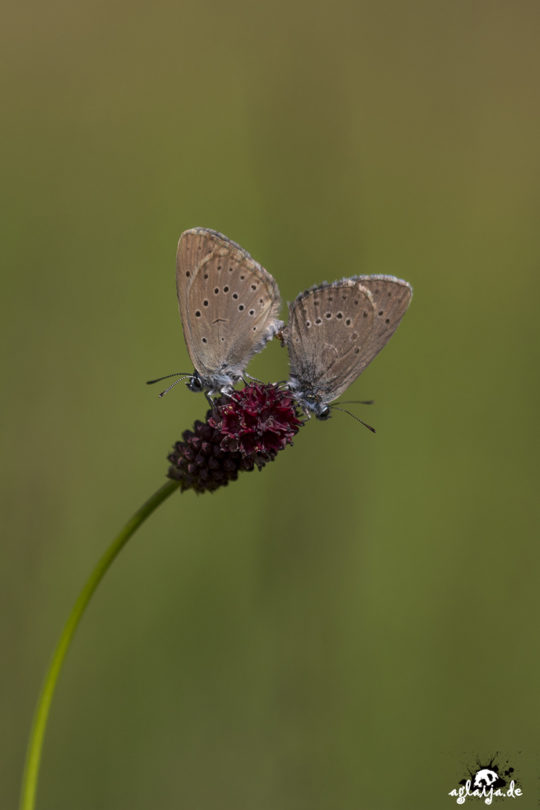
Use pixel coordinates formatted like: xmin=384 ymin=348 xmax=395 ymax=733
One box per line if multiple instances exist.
xmin=3 ymin=1 xmax=539 ymax=808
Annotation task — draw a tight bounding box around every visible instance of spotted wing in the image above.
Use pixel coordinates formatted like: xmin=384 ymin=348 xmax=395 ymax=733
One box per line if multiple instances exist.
xmin=285 ymin=280 xmax=378 ymax=405
xmin=176 ymin=228 xmax=282 ymax=380
xmin=349 ymin=275 xmax=413 ymax=366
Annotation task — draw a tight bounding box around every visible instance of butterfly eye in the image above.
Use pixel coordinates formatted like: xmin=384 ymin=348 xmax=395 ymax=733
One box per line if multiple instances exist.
xmin=316 ymin=406 xmax=331 ymax=421
xmin=187 ymin=374 xmax=204 ymax=392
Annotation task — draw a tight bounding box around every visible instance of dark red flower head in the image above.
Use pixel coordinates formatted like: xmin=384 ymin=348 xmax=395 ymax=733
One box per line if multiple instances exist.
xmin=167 ymin=383 xmax=303 ymax=493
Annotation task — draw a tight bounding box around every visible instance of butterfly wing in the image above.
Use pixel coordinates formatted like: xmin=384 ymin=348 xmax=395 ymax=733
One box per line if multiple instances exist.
xmin=285 ymin=280 xmax=376 ymax=405
xmin=286 ymin=275 xmax=412 ymax=406
xmin=350 ymin=275 xmax=413 ymax=365
xmin=176 ymin=228 xmax=282 ymax=383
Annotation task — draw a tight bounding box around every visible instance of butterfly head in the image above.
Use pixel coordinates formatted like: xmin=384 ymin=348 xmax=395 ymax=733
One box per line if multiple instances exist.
xmin=302 ymin=396 xmax=332 ymax=420
xmin=186 ymin=368 xmax=240 ymax=399
xmin=315 ymin=404 xmax=331 ymax=420
xmin=288 ymin=380 xmax=332 ymax=420
xmin=186 ymin=371 xmax=205 ymax=393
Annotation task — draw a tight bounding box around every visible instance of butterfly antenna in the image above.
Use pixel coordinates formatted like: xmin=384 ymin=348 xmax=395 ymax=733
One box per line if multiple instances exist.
xmin=336 ymin=399 xmax=374 ymax=405
xmin=146 ymin=372 xmax=191 ymax=385
xmin=332 ymin=406 xmax=376 ymax=433
xmin=158 ymin=376 xmax=193 ymax=397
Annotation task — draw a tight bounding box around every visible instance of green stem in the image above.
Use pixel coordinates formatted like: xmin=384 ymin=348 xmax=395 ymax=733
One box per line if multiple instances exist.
xmin=19 ymin=479 xmax=180 ymax=810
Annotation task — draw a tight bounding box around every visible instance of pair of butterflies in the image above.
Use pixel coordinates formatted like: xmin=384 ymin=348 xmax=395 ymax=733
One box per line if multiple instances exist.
xmin=158 ymin=227 xmax=412 ymax=422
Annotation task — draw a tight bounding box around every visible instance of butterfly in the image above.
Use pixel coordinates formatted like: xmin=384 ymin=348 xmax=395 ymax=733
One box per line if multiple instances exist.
xmin=283 ymin=275 xmax=412 ymax=422
xmin=148 ymin=228 xmax=282 ymax=398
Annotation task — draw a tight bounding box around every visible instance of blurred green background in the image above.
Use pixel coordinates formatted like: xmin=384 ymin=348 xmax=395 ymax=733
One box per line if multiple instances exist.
xmin=3 ymin=0 xmax=539 ymax=807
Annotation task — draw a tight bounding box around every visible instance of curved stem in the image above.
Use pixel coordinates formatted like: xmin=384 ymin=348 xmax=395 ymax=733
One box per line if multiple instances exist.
xmin=19 ymin=479 xmax=180 ymax=810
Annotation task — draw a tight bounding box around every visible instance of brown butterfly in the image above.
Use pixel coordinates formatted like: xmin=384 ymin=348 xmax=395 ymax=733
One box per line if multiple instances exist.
xmin=283 ymin=275 xmax=412 ymax=421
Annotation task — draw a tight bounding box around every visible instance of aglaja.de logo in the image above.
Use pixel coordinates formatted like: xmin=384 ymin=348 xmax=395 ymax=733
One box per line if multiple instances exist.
xmin=449 ymin=756 xmax=523 ymax=805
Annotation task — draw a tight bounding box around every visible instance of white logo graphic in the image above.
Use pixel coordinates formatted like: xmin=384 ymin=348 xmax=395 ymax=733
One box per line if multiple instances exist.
xmin=473 ymin=769 xmax=499 ymax=789
xmin=448 ymin=762 xmax=523 ymax=806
